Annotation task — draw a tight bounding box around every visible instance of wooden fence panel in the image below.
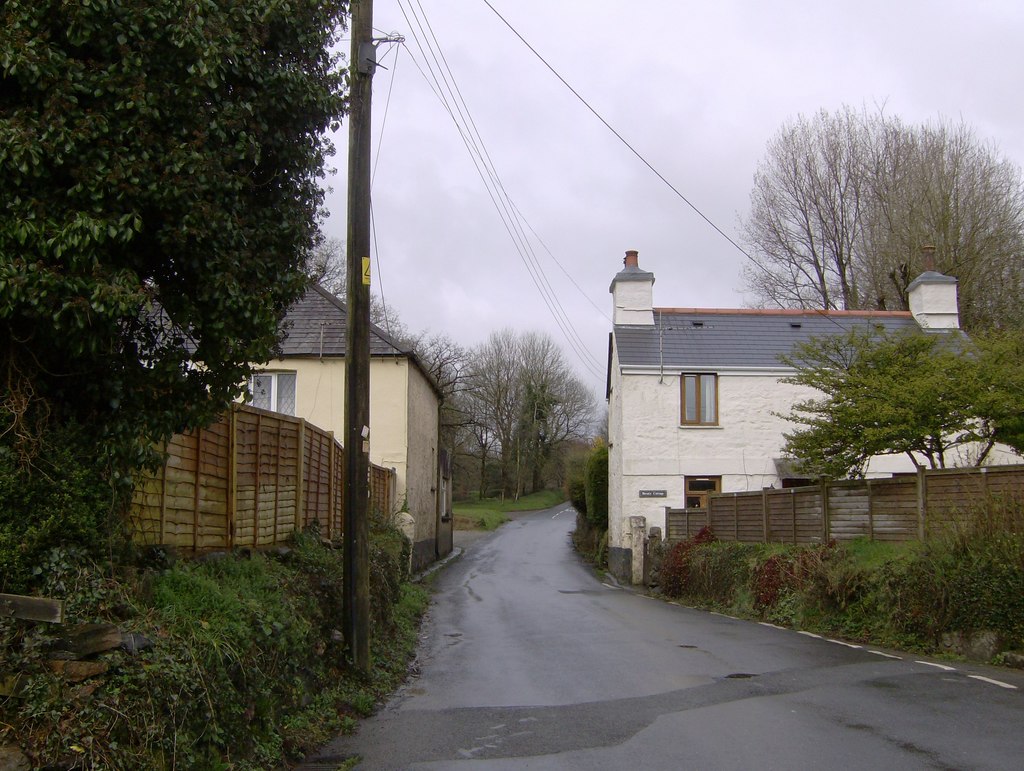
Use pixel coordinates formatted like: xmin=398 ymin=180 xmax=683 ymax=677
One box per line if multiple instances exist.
xmin=130 ymin=405 xmax=396 ymax=553
xmin=794 ymin=488 xmax=823 ymax=543
xmin=660 ymin=465 xmax=1024 ymax=546
xmin=925 ymin=470 xmax=987 ymax=537
xmin=866 ymin=476 xmax=918 ymax=541
xmin=736 ymin=494 xmax=767 ymax=542
xmin=986 ymin=467 xmax=1024 ymax=499
xmin=827 ymin=484 xmax=871 ymax=541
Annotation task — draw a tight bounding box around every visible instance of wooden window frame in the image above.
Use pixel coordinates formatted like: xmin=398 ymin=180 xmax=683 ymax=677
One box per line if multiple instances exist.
xmin=684 ymin=475 xmax=722 ymax=509
xmin=680 ymin=373 xmax=718 ymax=426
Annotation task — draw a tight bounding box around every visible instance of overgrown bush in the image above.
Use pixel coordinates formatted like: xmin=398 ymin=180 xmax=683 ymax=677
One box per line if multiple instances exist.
xmin=583 ymin=444 xmax=608 ymax=530
xmin=0 ymin=523 xmax=429 ymax=769
xmin=563 ymin=447 xmax=588 ymax=516
xmin=571 ymin=512 xmax=607 ymax=568
xmin=659 ymin=526 xmax=717 ymax=597
xmin=0 ymin=423 xmax=127 ymax=593
xmin=652 ymin=497 xmax=1024 ymax=659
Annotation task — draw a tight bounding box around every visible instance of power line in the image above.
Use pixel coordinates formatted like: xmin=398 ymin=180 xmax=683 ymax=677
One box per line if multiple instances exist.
xmin=395 ymin=0 xmax=605 ymax=379
xmin=479 ymin=0 xmax=855 ymax=335
xmin=480 ymin=0 xmax=753 ymax=264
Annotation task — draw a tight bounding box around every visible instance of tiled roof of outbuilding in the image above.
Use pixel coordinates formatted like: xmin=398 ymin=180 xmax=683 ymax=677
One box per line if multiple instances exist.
xmin=614 ymin=308 xmax=922 ymax=369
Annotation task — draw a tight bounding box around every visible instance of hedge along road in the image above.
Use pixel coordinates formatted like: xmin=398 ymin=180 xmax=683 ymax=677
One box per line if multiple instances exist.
xmin=301 ymin=505 xmax=1024 ymax=770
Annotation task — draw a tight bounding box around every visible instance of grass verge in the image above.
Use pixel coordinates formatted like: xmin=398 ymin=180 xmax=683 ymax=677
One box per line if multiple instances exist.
xmin=0 ymin=527 xmax=430 ymax=769
xmin=643 ymin=508 xmax=1024 ymax=660
xmin=452 ymin=490 xmax=566 ymax=530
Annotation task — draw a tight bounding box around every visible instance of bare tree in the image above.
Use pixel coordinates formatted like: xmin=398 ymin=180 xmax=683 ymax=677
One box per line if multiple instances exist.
xmin=466 ymin=329 xmax=596 ymax=499
xmin=743 ymin=108 xmax=1024 ymax=329
xmin=742 ymin=107 xmax=867 ymax=310
xmin=860 ymin=119 xmax=1024 ymax=327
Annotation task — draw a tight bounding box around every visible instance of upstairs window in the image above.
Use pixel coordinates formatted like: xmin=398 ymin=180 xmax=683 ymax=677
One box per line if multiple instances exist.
xmin=250 ymin=371 xmax=296 ymax=416
xmin=680 ymin=373 xmax=717 ymax=425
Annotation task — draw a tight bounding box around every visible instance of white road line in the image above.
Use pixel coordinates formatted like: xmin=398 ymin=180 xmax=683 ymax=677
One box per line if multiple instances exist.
xmin=968 ymin=675 xmax=1018 ymax=690
xmin=826 ymin=638 xmax=863 ymax=649
xmin=915 ymin=660 xmax=957 ymax=671
xmin=601 ymin=583 xmax=618 ymax=590
xmin=758 ymin=622 xmax=785 ymax=629
xmin=867 ymin=650 xmax=902 ymax=660
xmin=798 ymin=631 xmax=823 ymax=639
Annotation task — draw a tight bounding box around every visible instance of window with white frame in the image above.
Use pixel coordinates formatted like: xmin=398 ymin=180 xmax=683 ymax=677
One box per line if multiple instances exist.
xmin=250 ymin=371 xmax=297 ymax=416
xmin=680 ymin=373 xmax=718 ymax=425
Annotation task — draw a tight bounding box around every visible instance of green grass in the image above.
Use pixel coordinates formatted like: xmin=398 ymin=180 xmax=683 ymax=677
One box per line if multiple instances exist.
xmin=841 ymin=537 xmax=916 ymax=569
xmin=452 ymin=490 xmax=566 ymax=530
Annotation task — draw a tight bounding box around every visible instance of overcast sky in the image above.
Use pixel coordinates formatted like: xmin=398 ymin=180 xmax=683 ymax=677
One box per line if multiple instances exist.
xmin=320 ymin=0 xmax=1024 ymax=397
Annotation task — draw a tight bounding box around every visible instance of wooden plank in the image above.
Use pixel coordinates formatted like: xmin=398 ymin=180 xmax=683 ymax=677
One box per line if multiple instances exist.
xmin=791 ymin=489 xmax=797 ymax=545
xmin=254 ymin=411 xmax=263 ymax=548
xmin=50 ymin=623 xmax=122 ymax=659
xmin=192 ymin=429 xmax=203 ymax=551
xmin=159 ymin=439 xmax=169 ymax=545
xmin=0 ymin=593 xmax=64 ymax=624
xmin=296 ymin=419 xmax=306 ymax=525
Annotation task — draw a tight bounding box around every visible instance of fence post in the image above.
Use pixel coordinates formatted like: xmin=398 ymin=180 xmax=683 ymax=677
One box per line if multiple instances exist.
xmin=821 ymin=481 xmax=830 ymax=543
xmin=762 ymin=488 xmax=769 ymax=544
xmin=253 ymin=413 xmax=262 ymax=549
xmin=790 ymin=489 xmax=797 ymax=544
xmin=867 ymin=478 xmax=874 ymax=541
xmin=193 ymin=428 xmax=203 ymax=552
xmin=327 ymin=432 xmax=335 ymax=540
xmin=273 ymin=419 xmax=282 ymax=544
xmin=916 ymin=467 xmax=926 ymax=540
xmin=228 ymin=409 xmax=237 ymax=550
xmin=296 ymin=420 xmax=306 ymax=528
xmin=159 ymin=439 xmax=169 ymax=546
xmin=733 ymin=495 xmax=739 ymax=542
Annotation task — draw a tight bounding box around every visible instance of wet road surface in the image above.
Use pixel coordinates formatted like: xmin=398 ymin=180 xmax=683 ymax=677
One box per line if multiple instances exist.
xmin=301 ymin=505 xmax=1024 ymax=769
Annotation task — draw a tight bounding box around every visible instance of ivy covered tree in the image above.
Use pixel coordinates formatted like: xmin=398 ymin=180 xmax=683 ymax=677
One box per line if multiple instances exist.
xmin=0 ymin=0 xmax=348 ymax=474
xmin=779 ymin=328 xmax=1023 ymax=479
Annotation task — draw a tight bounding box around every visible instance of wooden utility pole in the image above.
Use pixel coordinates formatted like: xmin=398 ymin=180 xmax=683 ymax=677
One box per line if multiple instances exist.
xmin=344 ymin=0 xmax=373 ymax=674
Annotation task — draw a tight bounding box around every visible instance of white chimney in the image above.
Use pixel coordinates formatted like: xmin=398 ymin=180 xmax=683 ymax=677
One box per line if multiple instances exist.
xmin=908 ymin=247 xmax=959 ymax=330
xmin=609 ymin=249 xmax=655 ymax=326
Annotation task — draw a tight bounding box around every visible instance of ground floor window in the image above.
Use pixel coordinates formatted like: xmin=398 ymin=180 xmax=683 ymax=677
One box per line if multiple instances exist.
xmin=250 ymin=371 xmax=297 ymax=416
xmin=684 ymin=475 xmax=721 ymax=509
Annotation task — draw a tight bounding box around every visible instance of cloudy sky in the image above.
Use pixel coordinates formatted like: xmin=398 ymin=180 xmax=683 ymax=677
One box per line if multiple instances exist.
xmin=320 ymin=0 xmax=1024 ymax=396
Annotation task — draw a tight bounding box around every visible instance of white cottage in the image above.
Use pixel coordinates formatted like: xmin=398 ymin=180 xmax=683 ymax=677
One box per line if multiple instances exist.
xmin=605 ymin=250 xmax=962 ymax=582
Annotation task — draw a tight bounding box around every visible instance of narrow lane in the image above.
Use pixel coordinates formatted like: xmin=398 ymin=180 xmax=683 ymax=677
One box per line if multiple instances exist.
xmin=304 ymin=506 xmax=1024 ymax=769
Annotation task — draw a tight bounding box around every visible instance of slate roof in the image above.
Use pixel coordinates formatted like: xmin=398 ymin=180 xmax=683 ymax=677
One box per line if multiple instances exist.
xmin=277 ymin=284 xmax=411 ymax=359
xmin=614 ymin=308 xmax=922 ymax=369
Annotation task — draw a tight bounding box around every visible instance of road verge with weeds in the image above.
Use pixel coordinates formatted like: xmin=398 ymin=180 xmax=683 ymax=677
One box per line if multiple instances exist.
xmin=626 ymin=499 xmax=1024 ymax=661
xmin=0 ymin=522 xmax=429 ymax=769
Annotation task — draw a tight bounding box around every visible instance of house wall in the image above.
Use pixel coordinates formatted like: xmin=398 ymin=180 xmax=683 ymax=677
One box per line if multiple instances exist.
xmin=608 ymin=362 xmax=1020 ymax=584
xmin=257 ymin=356 xmax=444 ymax=571
xmin=607 ymin=367 xmax=924 ymax=573
xmin=607 ymin=341 xmax=629 ymax=579
xmin=405 ymin=362 xmax=442 ymax=570
xmin=256 ymin=357 xmax=415 ymax=509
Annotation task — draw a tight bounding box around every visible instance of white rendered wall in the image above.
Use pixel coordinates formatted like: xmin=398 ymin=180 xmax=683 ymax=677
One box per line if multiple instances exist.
xmin=609 ymin=368 xmax=923 ymax=542
xmin=607 ymin=343 xmax=626 ymax=549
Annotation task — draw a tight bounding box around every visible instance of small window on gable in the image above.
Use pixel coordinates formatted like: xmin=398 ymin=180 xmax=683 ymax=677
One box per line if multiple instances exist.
xmin=250 ymin=371 xmax=297 ymax=416
xmin=680 ymin=373 xmax=718 ymax=426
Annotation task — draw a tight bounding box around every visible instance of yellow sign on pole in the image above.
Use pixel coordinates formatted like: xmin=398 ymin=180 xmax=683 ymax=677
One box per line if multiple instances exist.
xmin=362 ymin=257 xmax=371 ymax=286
